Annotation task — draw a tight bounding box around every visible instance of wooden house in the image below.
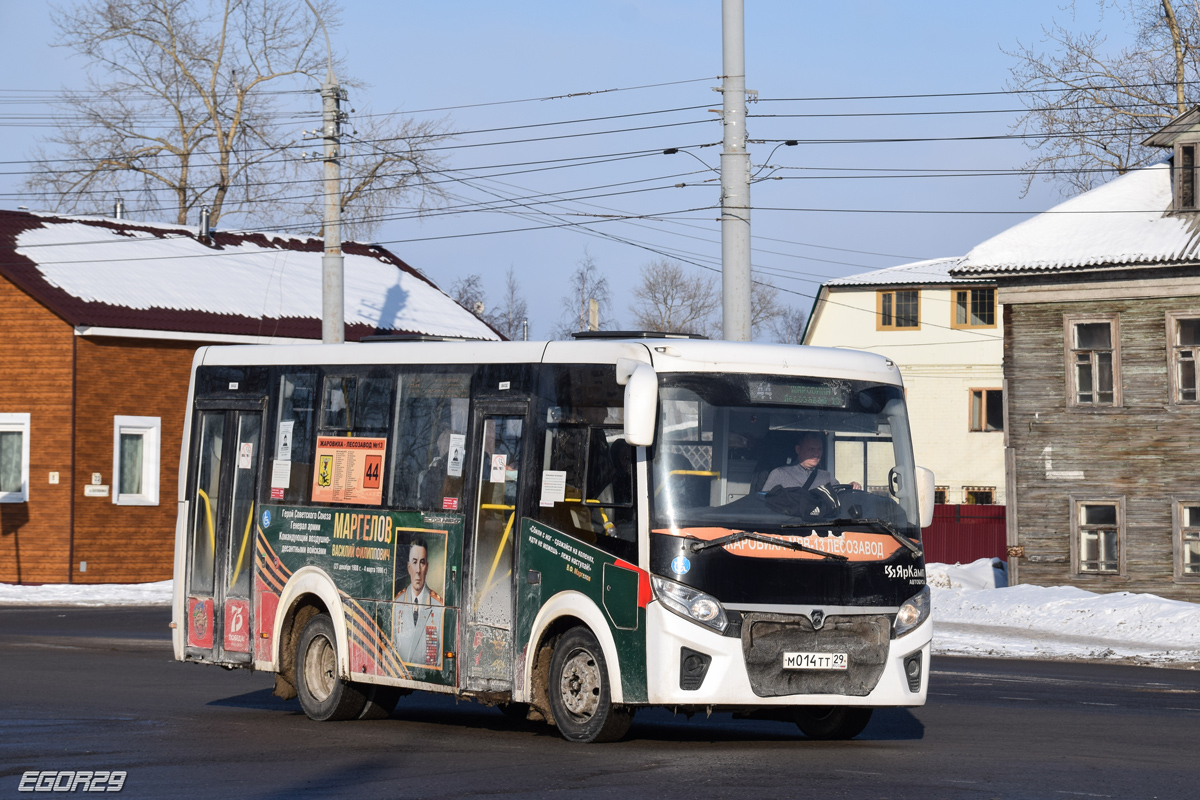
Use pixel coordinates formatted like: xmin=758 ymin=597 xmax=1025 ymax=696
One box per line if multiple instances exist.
xmin=0 ymin=210 xmax=498 ymax=585
xmin=951 ymin=112 xmax=1200 ymax=600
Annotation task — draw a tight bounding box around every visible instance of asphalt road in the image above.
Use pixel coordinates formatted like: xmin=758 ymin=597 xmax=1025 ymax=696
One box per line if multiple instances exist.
xmin=2 ymin=606 xmax=1198 ymax=800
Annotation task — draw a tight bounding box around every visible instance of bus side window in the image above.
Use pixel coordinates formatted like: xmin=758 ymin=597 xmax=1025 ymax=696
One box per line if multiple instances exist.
xmin=534 ymin=365 xmax=636 ymax=561
xmin=390 ymin=368 xmax=472 ymax=511
xmin=273 ymin=372 xmax=317 ymax=504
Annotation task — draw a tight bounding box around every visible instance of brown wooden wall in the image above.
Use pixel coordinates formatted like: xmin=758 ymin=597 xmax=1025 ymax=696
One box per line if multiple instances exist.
xmin=71 ymin=336 xmax=200 ymax=583
xmin=1006 ymin=293 xmax=1200 ymax=600
xmin=0 ymin=274 xmax=75 ymax=584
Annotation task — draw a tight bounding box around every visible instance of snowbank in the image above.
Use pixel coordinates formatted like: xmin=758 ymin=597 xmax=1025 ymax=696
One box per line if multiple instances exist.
xmin=0 ymin=580 xmax=171 ymax=607
xmin=929 ymin=560 xmax=1200 ymax=665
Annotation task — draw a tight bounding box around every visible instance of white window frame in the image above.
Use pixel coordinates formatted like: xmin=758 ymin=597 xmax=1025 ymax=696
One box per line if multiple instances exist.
xmin=112 ymin=415 xmax=161 ymax=506
xmin=1172 ymin=497 xmax=1200 ymax=584
xmin=1070 ymin=495 xmax=1126 ymax=577
xmin=1166 ymin=310 xmax=1200 ymax=407
xmin=0 ymin=413 xmax=31 ymax=503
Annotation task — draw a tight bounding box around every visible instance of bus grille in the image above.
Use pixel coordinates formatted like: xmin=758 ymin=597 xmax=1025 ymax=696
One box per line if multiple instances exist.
xmin=740 ymin=613 xmax=890 ymax=698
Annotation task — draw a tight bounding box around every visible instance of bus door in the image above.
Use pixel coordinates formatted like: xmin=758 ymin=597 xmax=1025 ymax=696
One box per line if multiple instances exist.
xmin=462 ymin=403 xmax=527 ymax=692
xmin=183 ymin=401 xmax=264 ymax=665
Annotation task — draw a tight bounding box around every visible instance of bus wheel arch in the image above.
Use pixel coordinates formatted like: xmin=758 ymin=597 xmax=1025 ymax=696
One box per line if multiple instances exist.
xmin=270 ymin=568 xmax=348 ymax=700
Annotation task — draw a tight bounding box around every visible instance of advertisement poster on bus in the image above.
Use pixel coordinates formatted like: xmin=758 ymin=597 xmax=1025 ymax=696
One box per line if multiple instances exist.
xmin=310 ymin=436 xmax=386 ymax=505
xmin=254 ymin=503 xmax=460 ymax=685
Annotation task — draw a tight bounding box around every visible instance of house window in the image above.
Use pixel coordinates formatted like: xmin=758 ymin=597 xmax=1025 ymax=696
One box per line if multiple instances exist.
xmin=963 ymin=486 xmax=994 ymax=505
xmin=969 ymin=389 xmax=1004 ymax=431
xmin=953 ymin=288 xmax=996 ymax=329
xmin=1065 ymin=314 xmax=1121 ymax=407
xmin=112 ymin=416 xmax=161 ymax=506
xmin=1174 ymin=500 xmax=1200 ymax=581
xmin=877 ymin=289 xmax=920 ymax=330
xmin=1072 ymin=498 xmax=1124 ymax=575
xmin=934 ymin=486 xmax=948 ymax=505
xmin=0 ymin=413 xmax=31 ymax=503
xmin=1179 ymin=143 xmax=1197 ymax=210
xmin=1167 ymin=312 xmax=1200 ymax=404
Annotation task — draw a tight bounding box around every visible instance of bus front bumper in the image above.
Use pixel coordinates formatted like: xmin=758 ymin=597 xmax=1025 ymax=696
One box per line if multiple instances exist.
xmin=644 ymin=601 xmax=931 ymax=708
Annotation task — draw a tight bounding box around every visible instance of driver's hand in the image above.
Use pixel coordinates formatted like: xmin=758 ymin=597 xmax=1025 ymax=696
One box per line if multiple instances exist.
xmin=851 ymin=481 xmax=862 ymax=490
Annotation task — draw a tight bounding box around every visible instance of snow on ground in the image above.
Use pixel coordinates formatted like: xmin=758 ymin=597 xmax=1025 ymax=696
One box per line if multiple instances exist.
xmin=2 ymin=563 xmax=1198 ymax=667
xmin=930 ymin=559 xmax=1200 ymax=666
xmin=0 ymin=580 xmax=171 ymax=607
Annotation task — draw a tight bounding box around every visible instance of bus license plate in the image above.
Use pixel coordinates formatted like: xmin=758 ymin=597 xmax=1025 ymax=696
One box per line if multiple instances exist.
xmin=783 ymin=652 xmax=847 ymax=670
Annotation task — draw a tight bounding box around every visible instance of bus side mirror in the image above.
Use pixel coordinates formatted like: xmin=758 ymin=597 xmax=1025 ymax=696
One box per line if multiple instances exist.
xmin=915 ymin=465 xmax=935 ymax=528
xmin=617 ymin=359 xmax=657 ymax=446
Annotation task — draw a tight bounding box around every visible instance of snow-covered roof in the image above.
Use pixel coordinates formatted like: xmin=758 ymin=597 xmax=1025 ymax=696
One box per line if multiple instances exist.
xmin=823 ymin=256 xmax=979 ymax=287
xmin=0 ymin=210 xmax=499 ymax=341
xmin=953 ymin=161 xmax=1200 ymax=277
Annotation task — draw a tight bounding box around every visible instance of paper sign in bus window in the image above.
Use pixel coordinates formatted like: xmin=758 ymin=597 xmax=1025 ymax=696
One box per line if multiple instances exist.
xmin=489 ymin=453 xmax=507 ymax=483
xmin=311 ymin=436 xmax=386 ymax=505
xmin=447 ymin=433 xmax=466 ymax=478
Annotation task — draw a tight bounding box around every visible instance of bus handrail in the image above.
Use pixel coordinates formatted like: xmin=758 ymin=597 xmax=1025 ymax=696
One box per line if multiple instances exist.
xmin=653 ymin=469 xmax=719 ymax=497
xmin=229 ymin=504 xmax=254 ymax=590
xmin=197 ymin=488 xmax=216 ymax=556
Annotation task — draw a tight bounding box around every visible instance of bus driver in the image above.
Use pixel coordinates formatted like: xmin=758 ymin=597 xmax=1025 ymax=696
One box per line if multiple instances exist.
xmin=393 ymin=537 xmax=444 ymax=668
xmin=763 ymin=432 xmax=861 ymax=492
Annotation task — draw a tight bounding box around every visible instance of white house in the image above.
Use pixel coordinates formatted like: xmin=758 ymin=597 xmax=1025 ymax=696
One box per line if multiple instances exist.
xmin=802 ymin=257 xmax=1005 ymax=505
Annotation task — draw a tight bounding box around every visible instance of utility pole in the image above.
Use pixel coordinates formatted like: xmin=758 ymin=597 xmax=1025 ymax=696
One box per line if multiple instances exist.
xmin=720 ymin=0 xmax=752 ymax=342
xmin=320 ymin=68 xmax=345 ymax=344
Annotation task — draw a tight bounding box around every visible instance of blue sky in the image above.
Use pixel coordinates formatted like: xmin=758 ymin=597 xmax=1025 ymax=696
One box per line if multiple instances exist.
xmin=0 ymin=1 xmax=1129 ymax=337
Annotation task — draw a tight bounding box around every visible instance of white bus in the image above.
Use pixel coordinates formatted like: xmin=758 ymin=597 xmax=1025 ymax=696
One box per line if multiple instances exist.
xmin=172 ymin=334 xmax=934 ymax=743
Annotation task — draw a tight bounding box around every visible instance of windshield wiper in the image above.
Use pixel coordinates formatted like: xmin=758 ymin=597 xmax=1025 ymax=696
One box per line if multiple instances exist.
xmin=689 ymin=530 xmax=848 ymax=561
xmin=787 ymin=517 xmax=923 ymax=557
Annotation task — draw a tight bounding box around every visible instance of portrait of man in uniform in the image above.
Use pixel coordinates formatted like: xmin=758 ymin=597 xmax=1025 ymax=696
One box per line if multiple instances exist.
xmin=392 ymin=536 xmax=444 ymax=668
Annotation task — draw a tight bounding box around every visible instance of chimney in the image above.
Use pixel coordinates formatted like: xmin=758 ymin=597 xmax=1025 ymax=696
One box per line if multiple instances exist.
xmin=199 ymin=206 xmax=211 ymax=243
xmin=113 ymin=197 xmax=125 ymax=219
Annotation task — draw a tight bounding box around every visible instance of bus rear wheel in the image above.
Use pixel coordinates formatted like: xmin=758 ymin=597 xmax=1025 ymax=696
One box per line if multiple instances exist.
xmin=548 ymin=627 xmax=632 ymax=743
xmin=295 ymin=612 xmax=368 ymax=721
xmin=794 ymin=706 xmax=873 ymax=740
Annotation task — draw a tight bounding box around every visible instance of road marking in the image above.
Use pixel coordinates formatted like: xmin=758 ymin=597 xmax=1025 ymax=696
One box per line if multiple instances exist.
xmin=1165 ymin=707 xmax=1200 ymax=712
xmin=1055 ymin=792 xmax=1111 ymax=798
xmin=928 ymin=692 xmax=958 ymax=697
xmin=1078 ymin=702 xmax=1116 ymax=707
xmin=997 ymin=696 xmax=1034 ymax=701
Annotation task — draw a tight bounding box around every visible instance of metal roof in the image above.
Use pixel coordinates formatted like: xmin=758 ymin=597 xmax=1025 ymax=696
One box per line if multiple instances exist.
xmin=0 ymin=210 xmax=500 ymax=341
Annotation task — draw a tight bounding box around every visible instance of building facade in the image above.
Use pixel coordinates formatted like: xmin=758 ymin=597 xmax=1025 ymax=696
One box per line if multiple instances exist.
xmin=953 ymin=117 xmax=1200 ymax=599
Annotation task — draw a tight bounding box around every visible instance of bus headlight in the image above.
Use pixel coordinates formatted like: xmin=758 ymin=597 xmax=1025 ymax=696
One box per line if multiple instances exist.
xmin=893 ymin=586 xmax=931 ymax=638
xmin=651 ymin=576 xmax=728 ymax=634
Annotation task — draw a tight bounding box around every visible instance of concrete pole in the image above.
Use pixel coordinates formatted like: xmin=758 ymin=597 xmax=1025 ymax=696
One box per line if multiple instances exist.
xmin=321 ymin=69 xmax=345 ymax=344
xmin=720 ymin=0 xmax=752 ymax=342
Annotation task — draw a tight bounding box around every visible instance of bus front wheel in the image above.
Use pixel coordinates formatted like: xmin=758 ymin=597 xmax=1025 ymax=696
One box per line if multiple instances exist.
xmin=295 ymin=612 xmax=368 ymax=721
xmin=794 ymin=706 xmax=873 ymax=740
xmin=548 ymin=627 xmax=632 ymax=743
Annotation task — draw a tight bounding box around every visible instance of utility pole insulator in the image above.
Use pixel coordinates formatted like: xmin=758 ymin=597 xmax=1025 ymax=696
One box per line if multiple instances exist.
xmin=720 ymin=0 xmax=752 ymax=342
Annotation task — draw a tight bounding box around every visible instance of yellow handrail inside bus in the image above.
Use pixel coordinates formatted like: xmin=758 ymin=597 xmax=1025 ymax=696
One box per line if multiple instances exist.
xmin=654 ymin=469 xmax=720 ymax=497
xmin=197 ymin=488 xmax=215 ymax=555
xmin=475 ymin=510 xmax=516 ymax=613
xmin=229 ymin=503 xmax=254 ymax=590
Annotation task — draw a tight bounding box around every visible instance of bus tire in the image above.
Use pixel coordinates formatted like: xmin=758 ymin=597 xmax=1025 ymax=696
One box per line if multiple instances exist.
xmin=295 ymin=612 xmax=367 ymax=721
xmin=794 ymin=706 xmax=873 ymax=740
xmin=547 ymin=626 xmax=632 ymax=743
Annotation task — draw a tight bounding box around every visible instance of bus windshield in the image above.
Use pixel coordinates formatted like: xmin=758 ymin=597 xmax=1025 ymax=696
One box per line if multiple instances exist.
xmin=650 ymin=373 xmax=920 ymax=534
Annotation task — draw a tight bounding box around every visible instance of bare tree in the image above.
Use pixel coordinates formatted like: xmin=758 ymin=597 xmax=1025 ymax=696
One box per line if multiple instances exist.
xmin=770 ymin=306 xmax=809 ymax=345
xmin=554 ymin=249 xmax=615 ymax=338
xmin=628 ymin=259 xmax=717 ymax=335
xmin=489 ymin=267 xmax=529 ymax=341
xmin=450 ymin=274 xmax=487 ymax=317
xmin=750 ymin=279 xmax=785 ymax=341
xmin=1007 ymin=0 xmax=1198 ymax=196
xmin=24 ymin=0 xmax=450 ymax=235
